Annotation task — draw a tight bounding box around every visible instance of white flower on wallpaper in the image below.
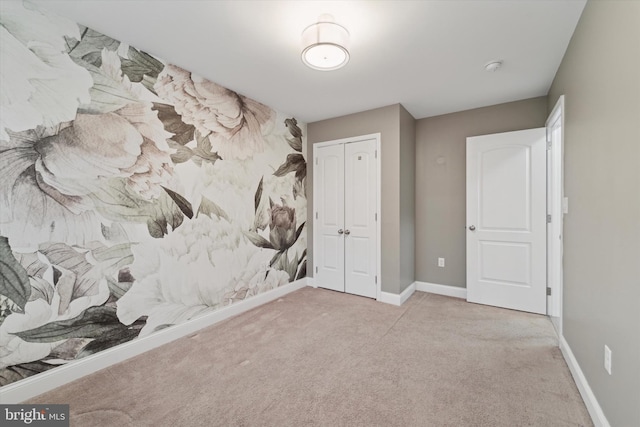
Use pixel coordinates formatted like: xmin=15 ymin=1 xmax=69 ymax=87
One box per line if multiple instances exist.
xmin=0 ymin=1 xmax=93 ymax=140
xmin=0 ymin=1 xmax=306 ymax=387
xmin=116 ymin=216 xmax=289 ymax=337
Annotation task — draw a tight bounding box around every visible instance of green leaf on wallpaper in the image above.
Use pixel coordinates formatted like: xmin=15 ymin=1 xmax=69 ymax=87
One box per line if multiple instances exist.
xmin=121 ymin=47 xmax=164 ymax=83
xmin=284 ymin=118 xmax=303 ymax=152
xmin=152 ymin=103 xmax=195 ymax=145
xmin=274 ymin=153 xmax=307 ymax=182
xmin=293 ymin=177 xmax=306 ymax=199
xmin=167 ymin=207 xmax=185 ymax=231
xmin=295 ymin=260 xmax=307 ymax=281
xmin=101 ymin=222 xmax=128 ymax=242
xmin=190 ymin=131 xmax=221 ymax=166
xmin=197 ymin=197 xmax=229 ymax=221
xmin=295 ymin=162 xmax=307 ymax=181
xmin=65 ymin=27 xmax=120 ymax=61
xmin=92 ymin=243 xmax=133 ymax=267
xmin=106 ymin=278 xmax=132 ymax=300
xmin=147 ymin=217 xmax=168 ymax=239
xmin=294 ymin=222 xmax=306 ymax=245
xmin=141 ymin=74 xmax=159 ymax=95
xmin=169 ymin=144 xmax=194 ymax=164
xmin=162 ymin=186 xmax=193 ymax=219
xmin=0 ymin=361 xmax=58 ymax=386
xmin=195 ymin=130 xmax=212 ymax=152
xmin=0 ymin=236 xmax=31 ymax=312
xmin=75 ymin=59 xmax=139 ymax=114
xmin=77 ymin=334 xmax=131 ymax=359
xmin=190 ymin=150 xmax=221 ymax=167
xmin=155 ymin=192 xmax=186 ymax=235
xmin=254 ymin=177 xmax=264 ymax=212
xmin=269 ymin=251 xmax=282 ymax=268
xmin=272 ymin=250 xmax=298 ymax=281
xmin=286 ymin=136 xmax=302 ymax=152
xmin=285 ymin=252 xmax=299 ymax=281
xmin=285 ymin=118 xmax=303 ymax=139
xmin=77 ymin=323 xmax=143 ymax=359
xmin=244 ymin=231 xmax=274 ymax=250
xmin=146 ymin=202 xmax=184 ymax=238
xmin=80 ymin=51 xmax=104 ymax=68
xmin=15 ymin=306 xmax=123 ymax=343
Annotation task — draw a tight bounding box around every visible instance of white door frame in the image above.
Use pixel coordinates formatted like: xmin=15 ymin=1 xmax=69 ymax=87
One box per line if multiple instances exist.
xmin=312 ymin=133 xmax=382 ymax=300
xmin=546 ymin=95 xmax=565 ymax=336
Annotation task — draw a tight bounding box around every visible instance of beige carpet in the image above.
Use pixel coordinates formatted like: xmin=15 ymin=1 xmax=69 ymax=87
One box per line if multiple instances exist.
xmin=28 ymin=288 xmax=592 ymax=426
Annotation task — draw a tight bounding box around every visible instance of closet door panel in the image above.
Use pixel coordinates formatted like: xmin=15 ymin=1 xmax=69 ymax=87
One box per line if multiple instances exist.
xmin=315 ymin=144 xmax=345 ymax=292
xmin=344 ymin=139 xmax=377 ymax=298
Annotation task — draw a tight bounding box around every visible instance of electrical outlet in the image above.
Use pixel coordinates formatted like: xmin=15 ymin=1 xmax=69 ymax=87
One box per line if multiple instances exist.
xmin=438 ymin=257 xmax=445 ymax=268
xmin=604 ymin=345 xmax=612 ymax=375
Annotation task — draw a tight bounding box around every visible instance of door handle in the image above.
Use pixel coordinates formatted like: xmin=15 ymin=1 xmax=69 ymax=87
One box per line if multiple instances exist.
xmin=338 ymin=229 xmax=344 ymax=235
xmin=344 ymin=229 xmax=351 ymax=235
xmin=468 ymin=225 xmax=476 ymax=231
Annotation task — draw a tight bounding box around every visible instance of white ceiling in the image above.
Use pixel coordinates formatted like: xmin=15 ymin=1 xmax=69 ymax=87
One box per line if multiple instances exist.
xmin=29 ymin=0 xmax=586 ymax=123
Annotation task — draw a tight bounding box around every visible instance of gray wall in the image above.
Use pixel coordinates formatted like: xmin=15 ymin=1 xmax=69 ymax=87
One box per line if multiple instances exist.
xmin=548 ymin=1 xmax=640 ymax=425
xmin=307 ymin=104 xmax=405 ymax=294
xmin=415 ymin=97 xmax=548 ymax=287
xmin=399 ymin=106 xmax=416 ymax=291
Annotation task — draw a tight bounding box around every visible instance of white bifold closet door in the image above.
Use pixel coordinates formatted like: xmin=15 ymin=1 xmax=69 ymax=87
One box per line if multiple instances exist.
xmin=315 ymin=138 xmax=377 ymax=299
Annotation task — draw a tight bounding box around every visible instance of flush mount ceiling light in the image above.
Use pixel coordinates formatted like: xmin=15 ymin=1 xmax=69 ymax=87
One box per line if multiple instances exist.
xmin=484 ymin=60 xmax=503 ymax=72
xmin=301 ymin=14 xmax=350 ymax=71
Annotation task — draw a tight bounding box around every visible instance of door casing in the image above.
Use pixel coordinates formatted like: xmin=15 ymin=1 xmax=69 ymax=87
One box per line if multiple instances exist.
xmin=546 ymin=95 xmax=565 ymax=335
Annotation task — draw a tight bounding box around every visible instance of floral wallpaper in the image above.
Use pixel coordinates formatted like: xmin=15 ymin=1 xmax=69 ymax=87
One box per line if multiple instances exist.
xmin=0 ymin=2 xmax=306 ymax=386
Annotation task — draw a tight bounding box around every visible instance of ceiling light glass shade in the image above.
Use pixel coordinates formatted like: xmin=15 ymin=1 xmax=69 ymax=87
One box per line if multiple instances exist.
xmin=301 ymin=14 xmax=350 ymax=71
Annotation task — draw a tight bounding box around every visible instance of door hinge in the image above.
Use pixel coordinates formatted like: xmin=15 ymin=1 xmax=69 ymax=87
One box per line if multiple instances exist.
xmin=375 ymin=212 xmax=377 ymax=221
xmin=547 ymin=287 xmax=552 ymax=296
xmin=375 ymin=150 xmax=377 ymax=159
xmin=315 ymin=157 xmax=318 ymax=165
xmin=315 ymin=266 xmax=318 ymax=274
xmin=375 ymin=275 xmax=377 ymax=284
xmin=547 ymin=140 xmax=552 ymax=150
xmin=315 ymin=211 xmax=318 ymax=220
xmin=547 ymin=214 xmax=552 ymax=223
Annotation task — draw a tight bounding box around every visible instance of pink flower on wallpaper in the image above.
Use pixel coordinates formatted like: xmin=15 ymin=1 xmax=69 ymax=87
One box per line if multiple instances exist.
xmin=155 ymin=64 xmax=275 ymax=160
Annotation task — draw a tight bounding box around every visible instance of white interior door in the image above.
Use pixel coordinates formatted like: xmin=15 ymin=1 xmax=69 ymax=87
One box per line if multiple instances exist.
xmin=315 ymin=144 xmax=345 ymax=293
xmin=344 ymin=140 xmax=377 ymax=298
xmin=466 ymin=128 xmax=547 ymax=314
xmin=314 ymin=137 xmax=378 ymax=299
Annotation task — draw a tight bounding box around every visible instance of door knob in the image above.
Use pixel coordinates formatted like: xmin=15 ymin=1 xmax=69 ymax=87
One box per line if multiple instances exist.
xmin=469 ymin=225 xmax=476 ymax=231
xmin=344 ymin=229 xmax=351 ymax=235
xmin=338 ymin=229 xmax=344 ymax=234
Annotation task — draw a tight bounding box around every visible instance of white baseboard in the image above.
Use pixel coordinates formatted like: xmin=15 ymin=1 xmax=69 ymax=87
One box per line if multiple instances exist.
xmin=307 ymin=276 xmax=317 ymax=288
xmin=0 ymin=278 xmax=309 ymax=404
xmin=378 ymin=282 xmax=416 ymax=306
xmin=414 ymin=281 xmax=467 ymax=299
xmin=559 ymin=335 xmax=611 ymax=427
